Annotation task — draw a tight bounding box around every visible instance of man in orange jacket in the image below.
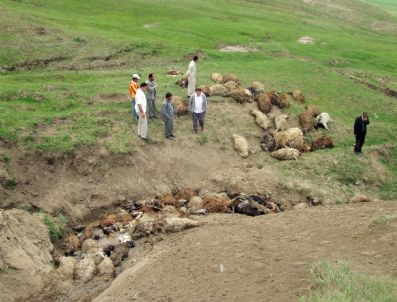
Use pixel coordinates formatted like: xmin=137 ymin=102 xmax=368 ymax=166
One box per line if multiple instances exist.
xmin=129 ymin=74 xmax=140 ymax=120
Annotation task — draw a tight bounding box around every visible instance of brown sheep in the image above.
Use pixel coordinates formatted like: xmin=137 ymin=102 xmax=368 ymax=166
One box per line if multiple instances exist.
xmin=256 ymin=92 xmax=272 ymax=113
xmin=171 ymin=96 xmax=188 ymax=115
xmin=298 ymin=111 xmax=314 ymax=134
xmin=158 ymin=193 xmax=179 ymax=207
xmin=290 ymin=90 xmax=305 ymax=102
xmin=229 ymin=88 xmax=253 ymax=104
xmin=198 ymin=85 xmax=211 ymax=97
xmin=174 ymin=187 xmax=196 ymax=201
xmin=268 ymin=91 xmax=290 ymax=108
xmin=223 ymin=80 xmax=240 ymax=92
xmin=222 ymin=74 xmax=240 ymax=84
xmin=312 ymin=136 xmax=334 ymax=150
xmin=175 ymin=78 xmax=188 ymax=88
xmin=64 ymin=235 xmax=81 ymax=255
xmin=210 ymin=84 xmax=227 ymax=96
xmin=203 ymin=194 xmax=232 ymax=213
xmin=305 ymin=105 xmax=320 ymax=117
xmin=101 ymin=213 xmax=118 ymax=227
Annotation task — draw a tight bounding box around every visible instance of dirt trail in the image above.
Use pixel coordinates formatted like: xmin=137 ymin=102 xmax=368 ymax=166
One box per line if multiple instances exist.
xmin=93 ymin=201 xmax=397 ymax=302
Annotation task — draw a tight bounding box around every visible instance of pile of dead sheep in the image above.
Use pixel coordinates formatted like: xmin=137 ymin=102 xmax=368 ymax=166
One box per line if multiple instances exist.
xmin=204 ymin=72 xmax=334 ymax=160
xmin=55 ymin=188 xmax=285 ymax=284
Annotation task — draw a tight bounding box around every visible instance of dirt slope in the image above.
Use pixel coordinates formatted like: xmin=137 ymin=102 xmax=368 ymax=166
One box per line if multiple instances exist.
xmin=94 ymin=201 xmax=397 ymax=302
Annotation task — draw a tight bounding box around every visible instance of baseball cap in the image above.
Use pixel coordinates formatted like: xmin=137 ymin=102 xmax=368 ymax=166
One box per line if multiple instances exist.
xmin=132 ymin=73 xmax=140 ymax=79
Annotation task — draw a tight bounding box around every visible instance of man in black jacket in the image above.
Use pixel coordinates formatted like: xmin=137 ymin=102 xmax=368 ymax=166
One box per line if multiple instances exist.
xmin=354 ymin=112 xmax=370 ymax=154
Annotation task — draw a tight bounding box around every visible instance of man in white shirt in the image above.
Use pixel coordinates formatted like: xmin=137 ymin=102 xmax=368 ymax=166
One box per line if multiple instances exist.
xmin=135 ymin=83 xmax=149 ymax=140
xmin=184 ymin=55 xmax=198 ymax=97
xmin=189 ymin=87 xmax=208 ymax=133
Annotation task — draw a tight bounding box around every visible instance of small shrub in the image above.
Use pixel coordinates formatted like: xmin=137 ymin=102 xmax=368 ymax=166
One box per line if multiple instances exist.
xmin=5 ymin=177 xmax=17 ymax=190
xmin=1 ymin=154 xmax=10 ymax=163
xmin=197 ymin=134 xmax=208 ymax=145
xmin=73 ymin=36 xmax=86 ymax=43
xmin=43 ymin=214 xmax=67 ymax=243
xmin=370 ymin=214 xmax=397 ymax=227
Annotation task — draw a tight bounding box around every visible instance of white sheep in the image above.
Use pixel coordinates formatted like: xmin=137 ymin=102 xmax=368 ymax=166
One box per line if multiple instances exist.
xmin=274 ymin=127 xmax=304 ymax=149
xmin=232 ymin=134 xmax=249 ymax=158
xmin=271 ymin=147 xmax=300 ymax=160
xmin=314 ymin=112 xmax=332 ymax=130
xmin=273 ymin=114 xmax=289 ymax=132
xmin=250 ymin=109 xmax=272 ymax=130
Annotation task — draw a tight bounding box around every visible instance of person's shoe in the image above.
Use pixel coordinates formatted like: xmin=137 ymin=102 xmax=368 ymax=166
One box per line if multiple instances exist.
xmin=170 ymin=134 xmax=175 ymax=138
xmin=193 ymin=129 xmax=198 ymax=134
xmin=140 ymin=136 xmax=148 ymax=141
xmin=166 ymin=136 xmax=174 ymax=140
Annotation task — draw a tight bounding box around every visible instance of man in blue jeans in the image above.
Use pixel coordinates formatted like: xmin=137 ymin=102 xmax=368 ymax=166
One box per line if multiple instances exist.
xmin=189 ymin=87 xmax=208 ymax=133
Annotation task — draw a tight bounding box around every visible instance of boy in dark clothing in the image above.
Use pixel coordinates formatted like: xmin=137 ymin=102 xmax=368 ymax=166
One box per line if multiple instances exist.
xmin=354 ymin=112 xmax=370 ymax=154
xmin=161 ymin=92 xmax=175 ymax=140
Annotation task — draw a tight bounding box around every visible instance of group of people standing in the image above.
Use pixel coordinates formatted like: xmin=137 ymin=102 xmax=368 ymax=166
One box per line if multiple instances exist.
xmin=128 ymin=55 xmax=206 ymax=141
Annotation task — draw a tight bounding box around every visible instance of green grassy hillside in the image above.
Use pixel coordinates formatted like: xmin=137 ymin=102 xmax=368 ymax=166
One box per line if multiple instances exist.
xmin=1 ymin=0 xmax=397 ymax=198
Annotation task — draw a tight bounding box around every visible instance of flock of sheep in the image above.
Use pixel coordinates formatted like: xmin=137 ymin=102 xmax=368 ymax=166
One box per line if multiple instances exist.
xmin=174 ymin=72 xmax=334 ymax=160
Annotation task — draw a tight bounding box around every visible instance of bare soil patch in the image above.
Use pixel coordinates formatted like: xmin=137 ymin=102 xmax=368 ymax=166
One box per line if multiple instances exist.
xmin=298 ymin=36 xmax=315 ymax=44
xmin=98 ymin=93 xmax=129 ymax=103
xmin=219 ymin=45 xmax=258 ymax=52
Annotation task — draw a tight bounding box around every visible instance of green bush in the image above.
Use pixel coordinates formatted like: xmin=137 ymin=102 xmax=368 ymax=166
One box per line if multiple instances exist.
xmin=42 ymin=214 xmax=67 ymax=243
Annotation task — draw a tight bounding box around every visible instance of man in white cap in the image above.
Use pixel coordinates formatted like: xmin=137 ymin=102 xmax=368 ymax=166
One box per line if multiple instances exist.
xmin=135 ymin=83 xmax=149 ymax=141
xmin=129 ymin=73 xmax=140 ymax=120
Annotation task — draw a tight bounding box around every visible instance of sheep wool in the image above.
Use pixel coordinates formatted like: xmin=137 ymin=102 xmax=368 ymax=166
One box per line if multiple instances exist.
xmin=271 ymin=147 xmax=300 ymax=160
xmin=210 ymin=84 xmax=227 ymax=96
xmin=211 ymin=72 xmax=223 ymax=83
xmin=274 ymin=128 xmax=304 ymax=149
xmin=273 ymin=114 xmax=289 ymax=132
xmin=256 ymin=93 xmax=272 ymax=114
xmin=232 ymin=134 xmax=249 ymax=158
xmin=171 ymin=96 xmax=188 ymax=115
xmin=251 ymin=109 xmax=272 ymax=129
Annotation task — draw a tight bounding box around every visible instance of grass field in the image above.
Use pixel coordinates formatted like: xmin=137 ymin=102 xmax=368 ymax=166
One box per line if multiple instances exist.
xmin=299 ymin=261 xmax=397 ymax=302
xmin=1 ymin=0 xmax=397 ymax=198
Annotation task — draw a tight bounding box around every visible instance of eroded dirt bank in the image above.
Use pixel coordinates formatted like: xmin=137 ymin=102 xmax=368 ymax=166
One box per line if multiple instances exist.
xmin=0 ymin=140 xmax=309 ymax=222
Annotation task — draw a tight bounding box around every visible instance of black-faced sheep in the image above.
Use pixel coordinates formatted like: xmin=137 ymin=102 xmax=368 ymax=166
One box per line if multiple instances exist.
xmin=260 ymin=131 xmax=277 ymax=151
xmin=314 ymin=112 xmax=332 ymax=131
